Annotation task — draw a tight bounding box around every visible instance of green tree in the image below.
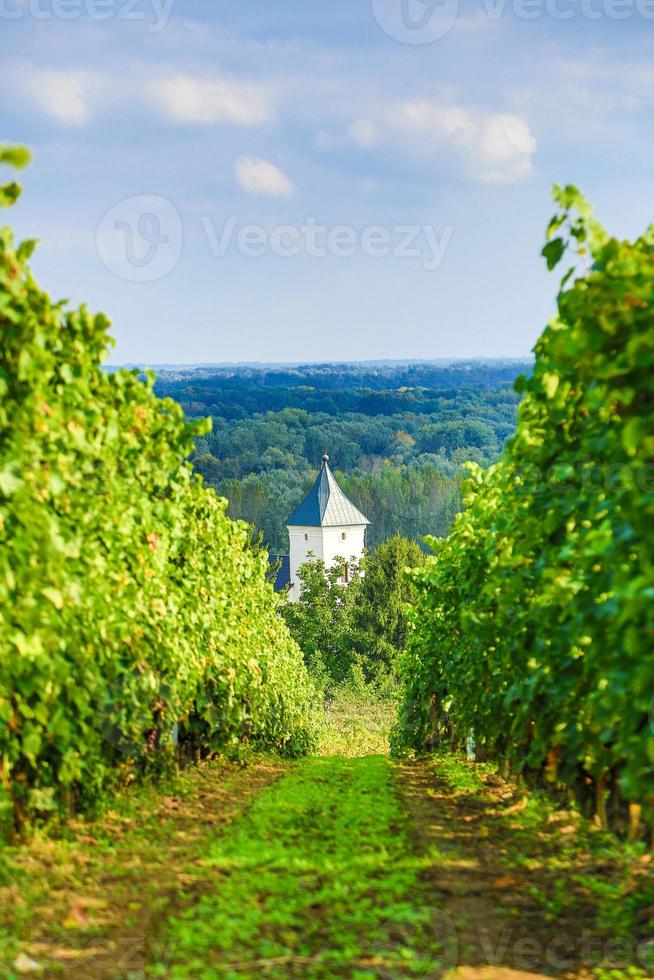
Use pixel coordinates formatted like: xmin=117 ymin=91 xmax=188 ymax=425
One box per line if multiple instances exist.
xmin=353 ymin=535 xmax=425 ymax=677
xmin=282 ymin=539 xmax=424 ymax=688
xmin=281 ymin=557 xmax=363 ymax=684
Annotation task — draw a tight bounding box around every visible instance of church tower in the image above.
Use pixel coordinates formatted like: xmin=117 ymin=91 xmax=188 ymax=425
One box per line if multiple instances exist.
xmin=283 ymin=454 xmax=370 ymax=601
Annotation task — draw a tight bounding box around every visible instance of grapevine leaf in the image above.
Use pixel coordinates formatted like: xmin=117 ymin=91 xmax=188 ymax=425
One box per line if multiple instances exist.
xmin=0 ymin=145 xmax=30 ymax=169
xmin=542 ymin=238 xmax=566 ymax=271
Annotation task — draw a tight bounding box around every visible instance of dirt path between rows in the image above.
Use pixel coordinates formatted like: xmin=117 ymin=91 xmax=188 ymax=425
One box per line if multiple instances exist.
xmin=4 ymin=750 xmax=644 ymax=979
xmin=396 ymin=758 xmax=606 ymax=980
xmin=10 ymin=761 xmax=284 ymax=979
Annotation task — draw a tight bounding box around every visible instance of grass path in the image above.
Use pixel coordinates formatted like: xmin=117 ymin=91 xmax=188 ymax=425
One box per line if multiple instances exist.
xmin=152 ymin=756 xmax=443 ymax=979
xmin=0 ymin=760 xmax=284 ymax=979
xmin=148 ymin=755 xmax=652 ymax=980
xmin=1 ymin=714 xmax=651 ymax=979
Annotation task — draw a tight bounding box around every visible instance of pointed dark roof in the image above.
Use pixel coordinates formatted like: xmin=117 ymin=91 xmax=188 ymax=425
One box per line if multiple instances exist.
xmin=286 ymin=454 xmax=371 ymax=528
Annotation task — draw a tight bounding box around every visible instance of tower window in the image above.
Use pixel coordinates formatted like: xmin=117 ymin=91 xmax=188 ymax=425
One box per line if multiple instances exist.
xmin=304 ymin=533 xmax=308 ymax=541
xmin=341 ymin=531 xmax=347 ymax=541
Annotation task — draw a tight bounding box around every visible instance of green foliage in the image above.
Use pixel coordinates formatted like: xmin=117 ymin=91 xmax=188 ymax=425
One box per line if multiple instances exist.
xmin=394 ymin=189 xmax=654 ymax=831
xmin=0 ymin=144 xmax=30 ymax=209
xmin=282 ymin=536 xmax=423 ymax=688
xmin=0 ymin=191 xmax=319 ymax=829
xmin=353 ymin=535 xmax=425 ymax=675
xmin=281 ymin=556 xmax=363 ymax=683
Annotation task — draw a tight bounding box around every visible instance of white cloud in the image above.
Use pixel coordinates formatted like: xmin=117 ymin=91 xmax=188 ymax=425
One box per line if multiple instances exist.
xmin=315 ymin=119 xmax=380 ymax=152
xmin=476 ymin=114 xmax=536 ymax=183
xmin=393 ymin=101 xmax=475 ymax=139
xmin=5 ymin=64 xmax=273 ymax=130
xmin=315 ymin=96 xmax=535 ymax=183
xmin=22 ymin=69 xmax=95 ymax=127
xmin=347 ymin=119 xmax=379 ymax=148
xmin=235 ymin=157 xmax=295 ymax=197
xmin=149 ymin=73 xmax=272 ymax=125
xmin=390 ymin=99 xmax=536 ymax=184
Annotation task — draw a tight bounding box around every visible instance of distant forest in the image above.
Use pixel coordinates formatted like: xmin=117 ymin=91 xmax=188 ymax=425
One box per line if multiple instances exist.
xmin=155 ymin=361 xmax=532 ymax=554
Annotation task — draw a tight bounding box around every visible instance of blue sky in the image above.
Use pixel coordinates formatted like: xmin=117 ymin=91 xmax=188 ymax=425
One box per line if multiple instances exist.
xmin=1 ymin=0 xmax=652 ymax=363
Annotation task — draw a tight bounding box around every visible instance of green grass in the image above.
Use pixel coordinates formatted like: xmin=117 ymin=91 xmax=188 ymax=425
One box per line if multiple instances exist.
xmin=427 ymin=752 xmax=494 ymax=795
xmin=320 ymin=691 xmax=396 ymax=757
xmin=154 ymin=756 xmax=445 ymax=979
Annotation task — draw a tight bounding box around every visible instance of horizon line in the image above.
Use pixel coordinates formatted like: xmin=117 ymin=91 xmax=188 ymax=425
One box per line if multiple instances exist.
xmin=105 ymin=356 xmax=535 ymax=370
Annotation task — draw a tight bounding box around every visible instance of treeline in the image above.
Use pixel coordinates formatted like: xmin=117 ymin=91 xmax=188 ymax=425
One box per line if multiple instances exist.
xmin=393 ymin=188 xmax=654 ymax=836
xmin=177 ymin=373 xmax=524 ymax=553
xmin=153 ymin=360 xmax=530 ymax=420
xmin=0 ymin=149 xmax=318 ymax=831
xmin=338 ymin=466 xmax=461 ymax=549
xmin=192 ymin=401 xmax=517 ymax=480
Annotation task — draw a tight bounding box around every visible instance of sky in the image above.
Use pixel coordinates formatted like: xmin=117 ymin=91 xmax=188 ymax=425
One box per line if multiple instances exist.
xmin=0 ymin=0 xmax=652 ymax=364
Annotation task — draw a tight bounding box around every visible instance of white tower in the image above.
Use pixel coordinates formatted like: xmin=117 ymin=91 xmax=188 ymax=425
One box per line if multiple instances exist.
xmin=285 ymin=454 xmax=370 ymax=601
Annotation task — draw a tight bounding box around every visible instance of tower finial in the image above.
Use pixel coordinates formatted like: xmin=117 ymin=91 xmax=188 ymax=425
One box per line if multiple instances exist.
xmin=321 ymin=452 xmax=329 ymax=464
